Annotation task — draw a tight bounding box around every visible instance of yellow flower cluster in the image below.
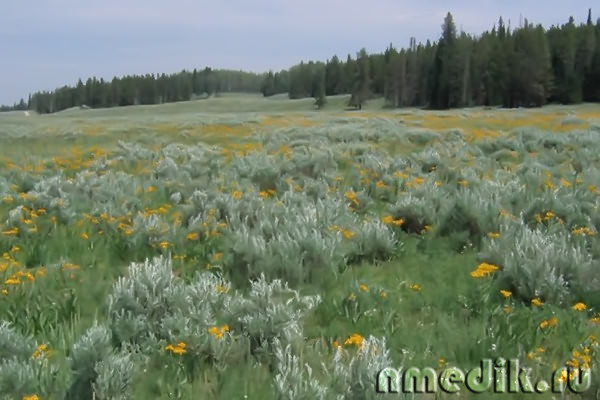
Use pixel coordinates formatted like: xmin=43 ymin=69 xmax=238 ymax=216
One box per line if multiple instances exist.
xmin=534 ymin=210 xmax=563 ymax=224
xmin=344 ymin=333 xmax=364 ymax=349
xmin=539 ymin=317 xmax=558 ymax=329
xmin=32 ymin=344 xmax=51 ymax=359
xmin=143 ymin=204 xmax=172 ymax=217
xmin=4 ymin=269 xmax=35 ymax=285
xmin=216 ymin=284 xmax=228 ymax=294
xmin=2 ymin=227 xmax=19 ymax=236
xmin=531 ymin=298 xmax=544 ymax=307
xmin=470 ymin=262 xmax=499 ymax=278
xmin=208 ymin=325 xmax=230 ymax=340
xmin=329 ymin=225 xmax=356 ymax=239
xmin=409 ymin=283 xmax=422 ymax=292
xmin=0 ymin=250 xmax=22 ymax=272
xmin=381 ymin=216 xmax=404 ymax=226
xmin=572 ymin=227 xmax=596 ymax=236
xmin=259 ymin=189 xmax=277 ymax=199
xmin=186 ymin=232 xmax=199 ymax=241
xmin=527 ymin=347 xmax=546 ymax=360
xmin=165 ymin=341 xmax=187 ymax=355
xmin=344 ymin=191 xmax=359 ymax=206
xmin=564 ymin=348 xmax=592 ymax=371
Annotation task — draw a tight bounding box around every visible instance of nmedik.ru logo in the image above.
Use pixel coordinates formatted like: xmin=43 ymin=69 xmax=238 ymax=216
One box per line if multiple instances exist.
xmin=377 ymin=359 xmax=591 ymax=394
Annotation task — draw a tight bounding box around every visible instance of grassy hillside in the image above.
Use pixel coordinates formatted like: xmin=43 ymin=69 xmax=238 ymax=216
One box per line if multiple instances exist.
xmin=0 ymin=95 xmax=599 ymax=398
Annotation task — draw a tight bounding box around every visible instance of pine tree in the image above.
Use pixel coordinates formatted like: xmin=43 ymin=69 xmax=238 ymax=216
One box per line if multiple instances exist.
xmin=349 ymin=48 xmax=370 ymax=109
xmin=430 ymin=12 xmax=461 ymax=109
xmin=314 ymin=67 xmax=327 ymax=109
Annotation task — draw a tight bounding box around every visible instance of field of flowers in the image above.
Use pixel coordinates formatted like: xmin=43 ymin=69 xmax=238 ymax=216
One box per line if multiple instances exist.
xmin=0 ymin=98 xmax=600 ymax=399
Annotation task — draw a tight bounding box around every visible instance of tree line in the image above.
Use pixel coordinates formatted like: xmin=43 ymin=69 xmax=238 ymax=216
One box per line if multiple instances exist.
xmin=2 ymin=10 xmax=600 ymax=113
xmin=263 ymin=10 xmax=600 ymax=109
xmin=2 ymin=68 xmax=264 ymax=114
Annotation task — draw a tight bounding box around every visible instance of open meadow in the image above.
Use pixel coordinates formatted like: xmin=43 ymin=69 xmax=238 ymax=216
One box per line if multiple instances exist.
xmin=1 ymin=94 xmax=600 ymax=399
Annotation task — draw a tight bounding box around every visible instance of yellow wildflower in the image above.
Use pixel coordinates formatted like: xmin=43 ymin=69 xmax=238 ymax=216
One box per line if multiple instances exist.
xmin=488 ymin=232 xmax=501 ymax=239
xmin=470 ymin=262 xmax=499 ymax=278
xmin=165 ymin=342 xmax=187 ymax=355
xmin=345 ymin=191 xmax=359 ymax=206
xmin=32 ymin=344 xmax=48 ymax=359
xmin=2 ymin=227 xmax=19 ymax=236
xmin=344 ymin=333 xmax=364 ymax=349
xmin=341 ymin=229 xmax=356 ymax=239
xmin=500 ymin=290 xmax=512 ymax=298
xmin=80 ymin=233 xmax=89 ymax=240
xmin=572 ymin=302 xmax=587 ymax=311
xmin=391 ymin=218 xmax=404 ymax=226
xmin=531 ymin=298 xmax=544 ymax=307
xmin=216 ymin=285 xmax=228 ymax=294
xmin=375 ymin=181 xmax=387 ymax=188
xmin=186 ymin=232 xmax=199 ymax=241
xmin=409 ymin=283 xmax=422 ymax=292
xmin=572 ymin=227 xmax=596 ymax=236
xmin=359 ymin=284 xmax=369 ymax=292
xmin=380 ymin=291 xmax=387 ymax=299
xmin=208 ymin=325 xmax=230 ymax=340
xmin=22 ymin=395 xmax=39 ymax=400
xmin=382 ymin=216 xmax=394 ymax=224
xmin=539 ymin=317 xmax=558 ymax=329
xmin=159 ymin=241 xmax=171 ymax=249
xmin=560 ymin=179 xmax=572 ymax=188
xmin=503 ymin=305 xmax=512 ymax=314
xmin=232 ymin=191 xmax=243 ymax=200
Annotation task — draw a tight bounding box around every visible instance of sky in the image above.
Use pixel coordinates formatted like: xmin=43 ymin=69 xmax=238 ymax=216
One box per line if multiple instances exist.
xmin=0 ymin=1 xmax=596 ymax=105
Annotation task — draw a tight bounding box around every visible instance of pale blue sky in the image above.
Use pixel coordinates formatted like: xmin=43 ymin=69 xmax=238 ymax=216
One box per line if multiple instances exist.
xmin=0 ymin=1 xmax=596 ymax=104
